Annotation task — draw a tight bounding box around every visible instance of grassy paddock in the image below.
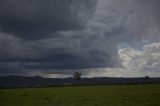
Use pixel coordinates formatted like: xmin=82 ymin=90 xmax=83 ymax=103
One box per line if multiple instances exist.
xmin=0 ymin=84 xmax=160 ymax=106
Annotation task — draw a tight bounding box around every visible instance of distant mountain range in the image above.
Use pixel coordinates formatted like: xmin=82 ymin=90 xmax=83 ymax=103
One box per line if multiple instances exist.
xmin=0 ymin=76 xmax=160 ymax=88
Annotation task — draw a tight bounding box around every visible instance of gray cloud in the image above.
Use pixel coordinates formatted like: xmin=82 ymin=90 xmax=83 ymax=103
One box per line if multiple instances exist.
xmin=0 ymin=0 xmax=97 ymax=40
xmin=0 ymin=0 xmax=160 ymax=77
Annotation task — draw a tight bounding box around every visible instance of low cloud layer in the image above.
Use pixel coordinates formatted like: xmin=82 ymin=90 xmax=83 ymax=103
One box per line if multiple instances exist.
xmin=0 ymin=0 xmax=160 ymax=77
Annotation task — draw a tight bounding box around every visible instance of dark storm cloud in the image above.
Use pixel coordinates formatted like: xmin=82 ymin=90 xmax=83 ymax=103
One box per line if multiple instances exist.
xmin=0 ymin=0 xmax=97 ymax=40
xmin=0 ymin=0 xmax=160 ymax=77
xmin=0 ymin=36 xmax=113 ymax=70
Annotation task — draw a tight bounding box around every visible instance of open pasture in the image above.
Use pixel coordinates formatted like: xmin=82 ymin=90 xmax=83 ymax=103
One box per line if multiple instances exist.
xmin=0 ymin=84 xmax=160 ymax=106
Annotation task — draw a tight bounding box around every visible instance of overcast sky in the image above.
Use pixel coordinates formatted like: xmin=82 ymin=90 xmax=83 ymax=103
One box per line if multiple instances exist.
xmin=0 ymin=0 xmax=160 ymax=78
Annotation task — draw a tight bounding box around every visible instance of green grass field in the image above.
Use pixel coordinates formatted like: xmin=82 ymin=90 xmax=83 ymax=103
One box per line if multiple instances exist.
xmin=0 ymin=84 xmax=160 ymax=106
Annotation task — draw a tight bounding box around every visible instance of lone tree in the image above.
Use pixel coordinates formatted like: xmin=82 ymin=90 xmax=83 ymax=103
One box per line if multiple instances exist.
xmin=144 ymin=75 xmax=150 ymax=81
xmin=73 ymin=72 xmax=81 ymax=81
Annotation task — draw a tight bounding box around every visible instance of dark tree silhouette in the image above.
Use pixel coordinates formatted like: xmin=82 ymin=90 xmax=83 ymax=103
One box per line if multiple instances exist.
xmin=73 ymin=72 xmax=82 ymax=81
xmin=144 ymin=75 xmax=150 ymax=81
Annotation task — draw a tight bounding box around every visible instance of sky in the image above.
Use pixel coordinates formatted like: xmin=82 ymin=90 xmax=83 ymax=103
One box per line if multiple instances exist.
xmin=0 ymin=0 xmax=160 ymax=78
